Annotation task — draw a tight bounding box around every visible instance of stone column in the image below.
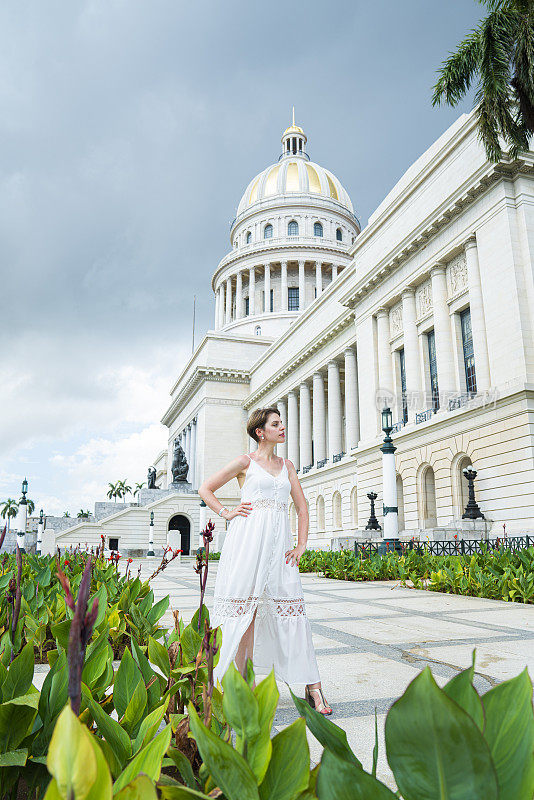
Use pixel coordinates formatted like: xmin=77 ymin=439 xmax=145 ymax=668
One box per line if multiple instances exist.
xmin=356 ymin=315 xmax=379 ymax=441
xmin=430 ymin=265 xmax=457 ymax=404
xmin=17 ymin=500 xmax=27 ymax=553
xmin=280 ymin=261 xmax=288 ymax=311
xmin=37 ymin=511 xmax=43 ymax=555
xmin=332 ymin=264 xmax=338 ymax=281
xmin=214 ymin=288 xmax=220 ymax=330
xmin=277 ymin=397 xmax=288 ymax=458
xmin=381 ymin=434 xmax=399 ymax=540
xmin=376 ymin=308 xmax=394 ymax=401
xmin=315 ymin=262 xmax=322 ymax=299
xmin=287 ymin=389 xmax=299 ymax=469
xmin=147 ymin=512 xmax=155 ymax=557
xmin=299 ymin=381 xmax=313 ymax=469
xmin=344 ymin=347 xmax=360 ymax=450
xmin=236 ymin=271 xmax=243 ymax=319
xmin=249 ymin=266 xmax=256 ymax=316
xmin=225 ymin=277 xmax=232 ymax=324
xmin=189 ymin=418 xmax=197 ymax=488
xmin=219 ymin=283 xmax=225 ymax=328
xmin=465 ymin=237 xmax=490 ymax=391
xmin=401 ymin=287 xmax=423 ymax=420
xmin=327 ymin=360 xmax=343 ymax=457
xmin=298 ymin=260 xmax=305 ymax=310
xmin=312 ymin=371 xmax=326 ymax=463
xmin=264 ymin=264 xmax=271 ymax=313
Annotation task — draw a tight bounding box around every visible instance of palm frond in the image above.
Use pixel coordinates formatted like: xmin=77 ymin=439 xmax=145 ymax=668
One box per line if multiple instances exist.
xmin=432 ymin=27 xmax=482 ymax=106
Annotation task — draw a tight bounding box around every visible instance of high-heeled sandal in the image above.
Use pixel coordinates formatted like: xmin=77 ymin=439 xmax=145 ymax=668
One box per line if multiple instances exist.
xmin=305 ymin=685 xmax=333 ymax=715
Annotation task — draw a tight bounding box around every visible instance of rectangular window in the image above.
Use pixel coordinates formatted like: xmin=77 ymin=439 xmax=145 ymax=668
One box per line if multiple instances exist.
xmin=460 ymin=308 xmax=477 ymax=394
xmin=270 ymin=288 xmax=274 ymax=312
xmin=427 ymin=330 xmax=439 ymax=411
xmin=245 ymin=297 xmax=249 ymax=316
xmin=288 ymin=287 xmax=299 ymax=310
xmin=399 ymin=348 xmax=408 ymax=423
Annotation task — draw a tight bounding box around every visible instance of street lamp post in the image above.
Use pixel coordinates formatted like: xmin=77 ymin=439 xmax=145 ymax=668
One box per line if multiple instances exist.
xmin=147 ymin=511 xmax=155 ymax=557
xmin=380 ymin=408 xmax=401 ymax=553
xmin=462 ymin=467 xmax=485 ymax=520
xmin=365 ymin=492 xmax=381 ymax=531
xmin=17 ymin=478 xmax=28 ymax=553
xmin=37 ymin=508 xmax=44 ymax=555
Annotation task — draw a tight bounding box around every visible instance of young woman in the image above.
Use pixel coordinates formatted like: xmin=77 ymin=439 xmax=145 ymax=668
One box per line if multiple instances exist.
xmin=198 ymin=407 xmax=332 ymax=715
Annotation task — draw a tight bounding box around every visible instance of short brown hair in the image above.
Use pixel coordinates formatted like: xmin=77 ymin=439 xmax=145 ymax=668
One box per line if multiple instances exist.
xmin=247 ymin=407 xmax=280 ymax=442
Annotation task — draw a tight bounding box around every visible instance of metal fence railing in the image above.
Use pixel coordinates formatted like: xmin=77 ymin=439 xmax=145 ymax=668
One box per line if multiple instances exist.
xmin=354 ymin=536 xmax=533 ymax=558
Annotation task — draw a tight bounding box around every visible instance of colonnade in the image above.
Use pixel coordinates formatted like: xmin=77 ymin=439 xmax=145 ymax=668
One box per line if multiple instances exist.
xmin=214 ymin=260 xmax=344 ymax=329
xmin=176 ymin=417 xmax=197 ymax=488
xmin=259 ymin=348 xmax=360 ymax=472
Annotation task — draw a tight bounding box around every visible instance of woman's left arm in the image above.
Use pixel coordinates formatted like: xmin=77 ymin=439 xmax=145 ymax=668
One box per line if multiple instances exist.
xmin=284 ymin=459 xmax=308 ymax=567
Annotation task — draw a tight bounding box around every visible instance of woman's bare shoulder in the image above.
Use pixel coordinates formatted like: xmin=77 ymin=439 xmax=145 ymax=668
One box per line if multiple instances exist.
xmin=284 ymin=458 xmax=297 ymax=474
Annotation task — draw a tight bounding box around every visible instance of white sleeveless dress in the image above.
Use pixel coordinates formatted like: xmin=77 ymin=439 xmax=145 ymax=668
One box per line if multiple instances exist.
xmin=210 ymin=455 xmax=321 ymax=686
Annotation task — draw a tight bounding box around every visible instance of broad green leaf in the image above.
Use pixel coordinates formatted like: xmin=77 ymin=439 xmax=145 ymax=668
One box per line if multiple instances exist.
xmin=114 ymin=648 xmax=142 ymax=719
xmin=47 ymin=704 xmax=112 ymax=800
xmin=385 ymin=667 xmax=498 ymax=800
xmin=121 ymin=678 xmax=147 ymax=737
xmin=258 ymin=718 xmax=309 ymax=800
xmin=316 ymin=748 xmax=397 ymax=799
xmin=165 ymin=745 xmax=200 ymax=790
xmin=159 ymin=786 xmax=212 ymax=799
xmin=0 ymin=748 xmax=27 ymax=766
xmin=146 ymin=596 xmax=169 ymax=626
xmin=180 ymin=626 xmax=202 ymax=664
xmin=187 ymin=702 xmax=259 ymax=800
xmin=83 ymin=685 xmax=132 ymax=768
xmin=131 ymin=637 xmax=161 ymax=712
xmin=133 ymin=699 xmax=170 ymax=754
xmin=0 ymin=692 xmax=39 ymax=750
xmin=443 ymin=655 xmax=484 ymax=731
xmin=82 ymin=636 xmax=110 ymax=688
xmin=247 ymin=670 xmax=279 ymax=782
xmin=148 ymin=636 xmax=171 ymax=678
xmin=89 ymin=584 xmax=108 ymax=628
xmin=113 ymin=725 xmax=171 ymax=795
xmin=190 ymin=603 xmax=210 ymax=634
xmin=2 ymin=642 xmax=34 ymax=701
xmin=43 ymin=778 xmax=63 ymax=799
xmin=483 ymin=668 xmax=534 ymax=800
xmin=222 ymin=662 xmax=260 ymax=741
xmin=290 ymin=686 xmax=361 ymax=768
xmin=115 ymin=774 xmax=158 ymax=800
xmin=51 ymin=619 xmax=71 ymax=650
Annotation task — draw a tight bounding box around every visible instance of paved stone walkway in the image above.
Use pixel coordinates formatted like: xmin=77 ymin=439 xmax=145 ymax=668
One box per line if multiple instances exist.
xmin=144 ymin=556 xmax=534 ymax=788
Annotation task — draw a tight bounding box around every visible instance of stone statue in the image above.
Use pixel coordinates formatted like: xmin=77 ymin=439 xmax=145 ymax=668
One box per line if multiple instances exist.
xmin=171 ymin=440 xmax=189 ymax=482
xmin=147 ymin=466 xmax=157 ymax=489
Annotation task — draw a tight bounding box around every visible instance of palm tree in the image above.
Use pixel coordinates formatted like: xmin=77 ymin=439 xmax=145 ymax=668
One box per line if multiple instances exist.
xmin=107 ymin=482 xmax=119 ymax=502
xmin=63 ymin=511 xmax=71 ymax=518
xmin=133 ymin=482 xmax=145 ymax=498
xmin=25 ymin=498 xmax=35 ymax=516
xmin=0 ymin=499 xmax=19 ymax=534
xmin=77 ymin=509 xmax=91 ymax=519
xmin=433 ymin=0 xmax=534 ymax=161
xmin=119 ymin=480 xmax=132 ymax=502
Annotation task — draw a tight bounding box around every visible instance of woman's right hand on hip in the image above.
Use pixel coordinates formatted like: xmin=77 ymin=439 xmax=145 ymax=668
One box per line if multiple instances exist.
xmin=225 ymin=501 xmax=253 ymax=520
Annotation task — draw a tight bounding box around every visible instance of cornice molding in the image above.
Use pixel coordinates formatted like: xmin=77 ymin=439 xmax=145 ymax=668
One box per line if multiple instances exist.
xmin=340 ymin=157 xmax=534 ymax=309
xmin=162 ymin=366 xmax=250 ymax=427
xmin=244 ymin=310 xmax=355 ymax=408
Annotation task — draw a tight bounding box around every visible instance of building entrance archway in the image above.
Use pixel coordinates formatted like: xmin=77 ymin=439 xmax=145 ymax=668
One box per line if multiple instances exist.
xmin=168 ymin=514 xmax=191 ymax=555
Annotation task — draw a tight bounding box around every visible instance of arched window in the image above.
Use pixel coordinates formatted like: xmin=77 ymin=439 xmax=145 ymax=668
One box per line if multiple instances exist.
xmin=419 ymin=465 xmax=437 ymax=528
xmin=288 ymin=220 xmax=298 ymax=236
xmin=246 ymin=231 xmax=252 ymax=244
xmin=264 ymin=224 xmax=273 ymax=239
xmin=336 ymin=228 xmax=343 ymax=241
xmin=452 ymin=454 xmax=473 ymax=517
xmin=255 ymin=325 xmax=262 ymax=336
xmin=316 ymin=496 xmax=325 ymax=531
xmin=350 ymin=486 xmax=358 ymax=526
xmin=396 ymin=475 xmax=405 ymax=532
xmin=333 ymin=491 xmax=342 ymax=529
xmin=314 ymin=222 xmax=323 ymax=237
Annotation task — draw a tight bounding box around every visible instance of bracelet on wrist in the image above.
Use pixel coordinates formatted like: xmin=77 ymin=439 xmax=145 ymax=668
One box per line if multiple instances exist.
xmin=218 ymin=506 xmax=229 ymax=518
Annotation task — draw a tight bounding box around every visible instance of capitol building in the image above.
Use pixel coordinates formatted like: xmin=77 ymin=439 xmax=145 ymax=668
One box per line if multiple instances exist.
xmin=56 ymin=111 xmax=534 ymax=556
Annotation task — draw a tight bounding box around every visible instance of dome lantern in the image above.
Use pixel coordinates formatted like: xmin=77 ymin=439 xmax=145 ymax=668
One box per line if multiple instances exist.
xmin=281 ymin=107 xmax=307 ymax=158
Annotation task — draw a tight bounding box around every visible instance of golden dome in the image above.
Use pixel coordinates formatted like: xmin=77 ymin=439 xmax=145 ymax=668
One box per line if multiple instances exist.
xmin=282 ymin=123 xmax=305 ymax=137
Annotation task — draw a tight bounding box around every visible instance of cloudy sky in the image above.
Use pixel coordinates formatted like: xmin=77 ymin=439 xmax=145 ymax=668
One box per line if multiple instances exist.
xmin=1 ymin=0 xmax=482 ymax=518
